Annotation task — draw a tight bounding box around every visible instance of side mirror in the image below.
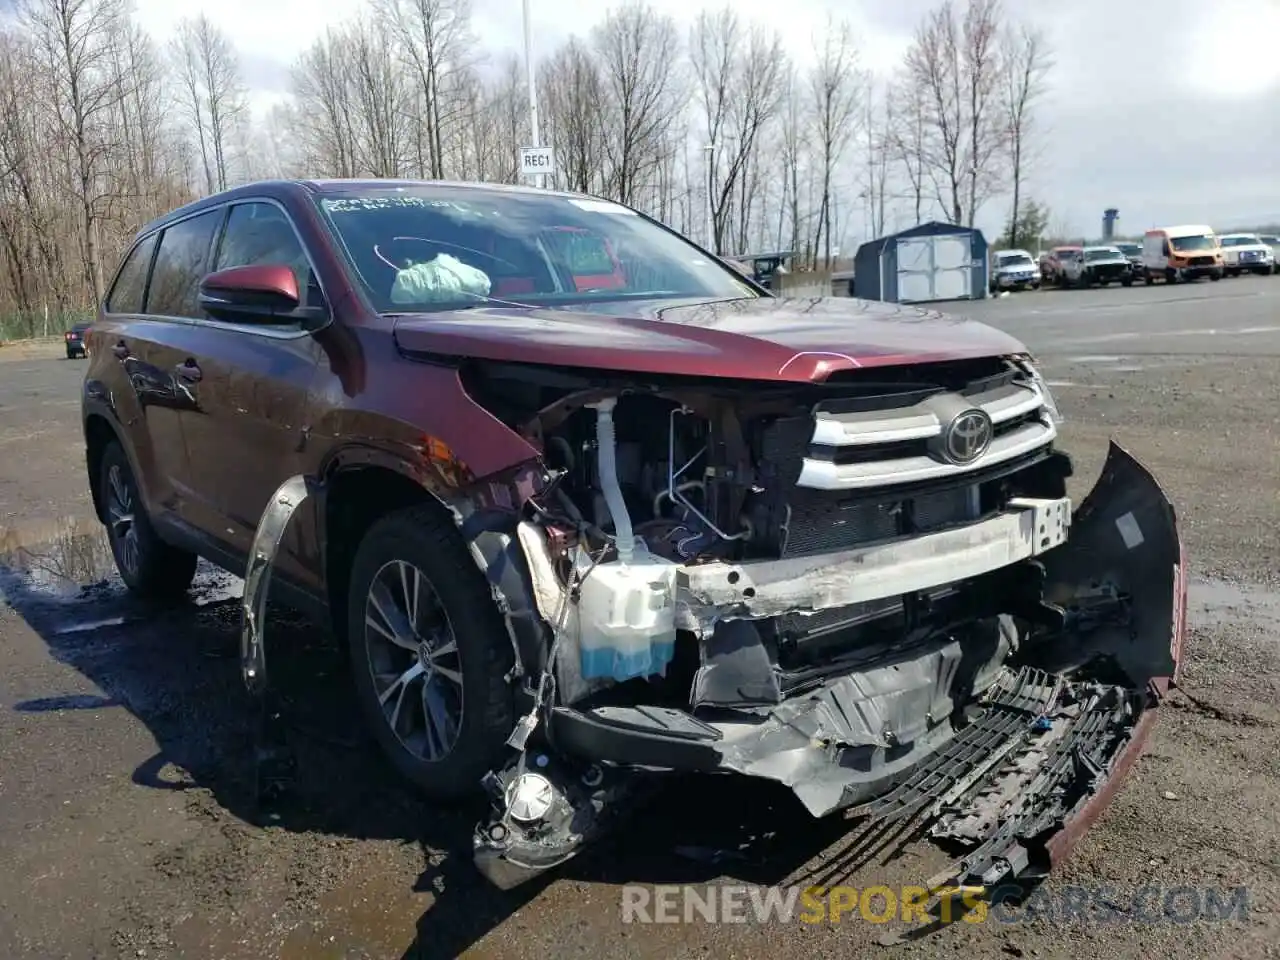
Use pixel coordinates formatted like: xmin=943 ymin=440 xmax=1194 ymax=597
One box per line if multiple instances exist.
xmin=198 ymin=264 xmax=328 ymax=330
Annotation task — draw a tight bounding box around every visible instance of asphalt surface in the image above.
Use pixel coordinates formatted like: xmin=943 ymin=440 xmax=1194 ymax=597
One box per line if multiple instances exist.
xmin=1 ymin=276 xmax=1279 ymax=959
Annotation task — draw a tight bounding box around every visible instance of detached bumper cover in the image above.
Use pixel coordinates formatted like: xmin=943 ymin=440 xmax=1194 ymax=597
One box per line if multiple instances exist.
xmin=475 ymin=443 xmax=1184 ymax=889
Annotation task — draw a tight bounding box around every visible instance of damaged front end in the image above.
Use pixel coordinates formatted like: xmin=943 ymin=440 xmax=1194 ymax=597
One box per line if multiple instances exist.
xmin=236 ymin=352 xmax=1183 ymax=894
xmin=461 ymin=355 xmax=1185 ymax=891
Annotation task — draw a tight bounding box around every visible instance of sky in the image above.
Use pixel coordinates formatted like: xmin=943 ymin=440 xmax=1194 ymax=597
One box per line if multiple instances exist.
xmin=89 ymin=0 xmax=1280 ymax=240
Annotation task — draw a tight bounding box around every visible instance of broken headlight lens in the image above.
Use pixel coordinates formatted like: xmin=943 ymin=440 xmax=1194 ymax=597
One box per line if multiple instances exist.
xmin=1021 ymin=360 xmax=1064 ymax=425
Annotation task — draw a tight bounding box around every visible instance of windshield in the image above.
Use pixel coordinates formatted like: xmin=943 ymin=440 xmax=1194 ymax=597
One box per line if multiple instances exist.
xmin=1169 ymin=234 xmax=1215 ymax=252
xmin=1115 ymin=243 xmax=1140 ymax=255
xmin=316 ymin=187 xmax=756 ymax=312
xmin=997 ymin=253 xmax=1033 ymax=267
xmin=1220 ymin=236 xmax=1258 ymax=246
xmin=1085 ymin=248 xmax=1120 ymax=261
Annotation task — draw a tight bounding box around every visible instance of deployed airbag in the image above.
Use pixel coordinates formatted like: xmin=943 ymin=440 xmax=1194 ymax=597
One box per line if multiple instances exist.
xmin=391 ymin=253 xmax=491 ymax=304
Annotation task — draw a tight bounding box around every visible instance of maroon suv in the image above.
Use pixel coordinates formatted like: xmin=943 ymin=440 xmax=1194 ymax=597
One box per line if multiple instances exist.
xmin=82 ymin=179 xmax=1186 ymax=893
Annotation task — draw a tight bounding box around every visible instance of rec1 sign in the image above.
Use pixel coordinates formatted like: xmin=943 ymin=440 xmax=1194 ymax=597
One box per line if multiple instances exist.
xmin=519 ymin=146 xmax=555 ymax=177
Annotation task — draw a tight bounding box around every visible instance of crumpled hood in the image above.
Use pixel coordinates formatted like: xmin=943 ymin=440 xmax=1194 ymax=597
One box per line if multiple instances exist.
xmin=391 ymin=295 xmax=1026 ymax=383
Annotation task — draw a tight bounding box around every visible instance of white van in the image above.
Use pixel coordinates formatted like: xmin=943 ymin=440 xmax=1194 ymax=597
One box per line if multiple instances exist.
xmin=1141 ymin=225 xmax=1224 ymax=283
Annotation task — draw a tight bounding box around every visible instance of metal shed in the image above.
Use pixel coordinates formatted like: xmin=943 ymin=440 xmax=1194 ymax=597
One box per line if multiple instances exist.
xmin=852 ymin=222 xmax=989 ymax=304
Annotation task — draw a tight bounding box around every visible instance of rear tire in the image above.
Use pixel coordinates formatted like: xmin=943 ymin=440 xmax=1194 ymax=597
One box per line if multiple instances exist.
xmin=99 ymin=441 xmax=198 ymax=598
xmin=1122 ymin=278 xmax=1133 ymax=287
xmin=346 ymin=504 xmax=515 ymax=801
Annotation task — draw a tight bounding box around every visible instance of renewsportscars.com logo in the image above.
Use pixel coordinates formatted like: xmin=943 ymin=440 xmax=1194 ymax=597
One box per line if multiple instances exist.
xmin=620 ymin=884 xmax=1251 ymax=926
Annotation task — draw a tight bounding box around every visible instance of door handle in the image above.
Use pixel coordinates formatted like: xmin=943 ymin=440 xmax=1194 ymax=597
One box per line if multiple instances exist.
xmin=175 ymin=360 xmax=202 ymax=382
xmin=112 ymin=341 xmax=129 ymax=360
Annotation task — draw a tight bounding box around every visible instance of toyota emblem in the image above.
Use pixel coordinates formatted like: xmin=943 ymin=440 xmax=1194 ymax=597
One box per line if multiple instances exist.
xmin=942 ymin=409 xmax=993 ymax=464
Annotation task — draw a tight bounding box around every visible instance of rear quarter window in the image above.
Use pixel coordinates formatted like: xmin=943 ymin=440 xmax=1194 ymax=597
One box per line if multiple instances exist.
xmin=105 ymin=234 xmax=157 ymax=314
xmin=146 ymin=209 xmax=224 ymax=319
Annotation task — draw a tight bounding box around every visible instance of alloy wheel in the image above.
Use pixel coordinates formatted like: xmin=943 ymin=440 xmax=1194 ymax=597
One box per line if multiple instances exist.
xmin=363 ymin=559 xmax=465 ymax=762
xmin=106 ymin=463 xmax=140 ymax=578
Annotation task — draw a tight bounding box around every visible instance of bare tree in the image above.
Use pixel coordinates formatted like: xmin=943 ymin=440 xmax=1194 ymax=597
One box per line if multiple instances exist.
xmin=807 ymin=18 xmax=862 ymax=268
xmin=287 ymin=20 xmax=412 ymax=178
xmin=540 ymin=38 xmax=607 ymax=194
xmin=862 ymin=79 xmax=893 ymax=237
xmin=903 ymin=0 xmax=1005 ymax=226
xmin=776 ymin=65 xmax=805 ymax=256
xmin=172 ymin=15 xmax=247 ymax=193
xmin=1000 ymin=21 xmax=1052 ymax=249
xmin=375 ymin=0 xmax=472 ymax=179
xmin=888 ymin=69 xmax=928 ymax=224
xmin=592 ymin=2 xmax=681 ymax=206
xmin=22 ymin=0 xmax=130 ymax=303
xmin=690 ymin=7 xmax=786 ymax=254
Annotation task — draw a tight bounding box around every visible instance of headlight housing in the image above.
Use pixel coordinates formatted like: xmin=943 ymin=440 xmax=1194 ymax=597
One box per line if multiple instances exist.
xmin=1016 ymin=357 xmax=1064 ymax=425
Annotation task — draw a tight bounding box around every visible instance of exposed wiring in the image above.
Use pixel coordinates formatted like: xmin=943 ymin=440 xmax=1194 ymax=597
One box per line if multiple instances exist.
xmin=500 ymin=531 xmax=605 ymax=831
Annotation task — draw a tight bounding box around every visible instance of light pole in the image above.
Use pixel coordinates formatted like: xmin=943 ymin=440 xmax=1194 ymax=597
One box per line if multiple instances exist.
xmin=522 ymin=0 xmax=543 ymax=189
xmin=703 ymin=143 xmax=715 ymax=254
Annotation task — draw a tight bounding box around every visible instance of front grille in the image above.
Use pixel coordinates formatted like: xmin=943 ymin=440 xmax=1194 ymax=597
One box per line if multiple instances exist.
xmin=754 ymin=360 xmax=1057 ymax=560
xmin=1189 ymin=255 xmax=1215 ymax=266
xmin=779 ymin=483 xmax=980 ymax=558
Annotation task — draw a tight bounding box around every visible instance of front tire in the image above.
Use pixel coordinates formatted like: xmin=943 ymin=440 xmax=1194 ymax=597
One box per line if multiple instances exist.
xmin=99 ymin=441 xmax=198 ymax=598
xmin=346 ymin=504 xmax=515 ymax=801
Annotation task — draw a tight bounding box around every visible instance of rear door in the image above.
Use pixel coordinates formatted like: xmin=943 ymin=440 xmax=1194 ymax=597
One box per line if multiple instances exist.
xmin=173 ymin=199 xmax=325 ymax=585
xmin=93 ymin=211 xmax=224 ymax=523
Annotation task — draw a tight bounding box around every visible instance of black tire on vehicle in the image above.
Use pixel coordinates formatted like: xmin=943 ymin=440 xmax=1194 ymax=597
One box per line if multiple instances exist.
xmin=1166 ymin=268 xmax=1178 ymax=284
xmin=346 ymin=504 xmax=515 ymax=801
xmin=99 ymin=440 xmax=198 ymax=598
xmin=1144 ymin=271 xmax=1154 ymax=285
xmin=1122 ymin=278 xmax=1133 ymax=287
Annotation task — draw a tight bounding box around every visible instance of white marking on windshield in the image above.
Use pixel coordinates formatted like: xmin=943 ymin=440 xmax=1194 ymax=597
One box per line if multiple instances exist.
xmin=567 ymin=198 xmax=637 ymax=215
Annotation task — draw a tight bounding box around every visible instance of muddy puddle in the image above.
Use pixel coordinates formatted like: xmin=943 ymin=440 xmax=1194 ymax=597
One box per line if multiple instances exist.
xmin=0 ymin=515 xmax=240 ymax=633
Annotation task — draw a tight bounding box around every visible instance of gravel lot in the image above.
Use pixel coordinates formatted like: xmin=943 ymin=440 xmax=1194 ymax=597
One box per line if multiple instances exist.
xmin=1 ymin=278 xmax=1278 ymax=959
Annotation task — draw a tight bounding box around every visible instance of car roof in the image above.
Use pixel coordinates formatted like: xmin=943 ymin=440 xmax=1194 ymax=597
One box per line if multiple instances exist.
xmin=1084 ymin=245 xmax=1120 ymax=252
xmin=1219 ymin=233 xmax=1259 ymax=241
xmin=135 ymin=178 xmax=618 ymax=238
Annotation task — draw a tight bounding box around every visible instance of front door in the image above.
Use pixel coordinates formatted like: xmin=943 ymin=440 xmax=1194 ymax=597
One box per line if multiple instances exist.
xmin=173 ymin=199 xmax=324 ymax=588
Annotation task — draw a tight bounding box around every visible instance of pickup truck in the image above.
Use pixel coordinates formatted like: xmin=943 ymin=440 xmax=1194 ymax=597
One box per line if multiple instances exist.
xmin=1060 ymin=245 xmax=1134 ymax=287
xmin=1218 ymin=233 xmax=1277 ymax=276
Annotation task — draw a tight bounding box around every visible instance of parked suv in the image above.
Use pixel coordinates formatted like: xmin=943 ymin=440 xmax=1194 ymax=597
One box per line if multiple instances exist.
xmin=64 ymin=321 xmax=92 ymax=359
xmin=989 ymin=248 xmax=1040 ymax=293
xmin=82 ymin=179 xmax=1184 ymax=893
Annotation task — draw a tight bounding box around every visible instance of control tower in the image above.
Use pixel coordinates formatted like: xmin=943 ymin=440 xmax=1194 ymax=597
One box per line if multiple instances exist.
xmin=1102 ymin=208 xmax=1120 ymax=241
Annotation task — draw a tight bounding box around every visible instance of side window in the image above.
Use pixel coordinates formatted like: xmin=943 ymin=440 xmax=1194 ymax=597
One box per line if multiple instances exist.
xmin=146 ymin=209 xmax=224 ymax=318
xmin=1161 ymin=240 xmax=1171 ymax=256
xmin=104 ymin=234 xmax=157 ymax=314
xmin=214 ymin=202 xmax=316 ymax=307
